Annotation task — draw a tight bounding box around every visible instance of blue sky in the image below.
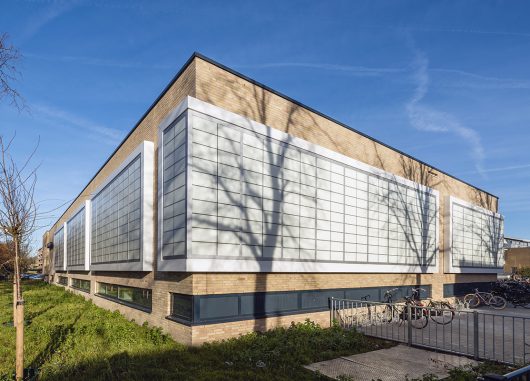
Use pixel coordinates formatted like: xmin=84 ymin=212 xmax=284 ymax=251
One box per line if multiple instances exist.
xmin=1 ymin=0 xmax=530 ymax=252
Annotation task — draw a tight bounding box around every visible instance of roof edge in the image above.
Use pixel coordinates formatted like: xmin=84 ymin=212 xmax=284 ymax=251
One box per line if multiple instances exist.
xmin=192 ymin=52 xmax=498 ymax=200
xmin=49 ymin=51 xmax=498 ymax=233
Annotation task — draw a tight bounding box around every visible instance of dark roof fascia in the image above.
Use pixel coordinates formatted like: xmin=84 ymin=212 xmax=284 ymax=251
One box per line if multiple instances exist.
xmin=505 ymin=236 xmax=530 ymax=243
xmin=51 ymin=51 xmax=497 ymax=230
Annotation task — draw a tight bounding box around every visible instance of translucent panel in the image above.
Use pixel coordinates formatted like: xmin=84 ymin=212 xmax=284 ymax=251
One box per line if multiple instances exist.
xmin=67 ymin=207 xmax=85 ymax=267
xmin=451 ymin=203 xmax=504 ymax=268
xmin=91 ymin=155 xmax=142 ymax=264
xmin=53 ymin=227 xmax=64 ymax=269
xmin=161 ymin=115 xmax=188 ymax=258
xmin=187 ymin=114 xmax=438 ymax=267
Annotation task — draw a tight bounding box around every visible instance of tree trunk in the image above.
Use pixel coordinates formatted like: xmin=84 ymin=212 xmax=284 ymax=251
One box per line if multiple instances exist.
xmin=12 ymin=282 xmax=17 ymax=325
xmin=13 ymin=236 xmax=23 ymax=381
xmin=15 ymin=302 xmax=24 ymax=380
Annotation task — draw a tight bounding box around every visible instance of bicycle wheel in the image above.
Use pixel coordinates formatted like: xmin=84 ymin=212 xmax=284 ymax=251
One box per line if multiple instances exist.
xmin=466 ymin=295 xmax=481 ymax=309
xmin=429 ymin=302 xmax=455 ymax=325
xmin=490 ymin=295 xmax=507 ymax=310
xmin=464 ymin=293 xmax=478 ymax=308
xmin=381 ymin=304 xmax=394 ymax=323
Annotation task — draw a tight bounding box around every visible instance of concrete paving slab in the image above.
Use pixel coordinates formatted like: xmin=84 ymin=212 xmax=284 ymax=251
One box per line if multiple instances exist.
xmin=305 ymin=345 xmax=478 ymax=380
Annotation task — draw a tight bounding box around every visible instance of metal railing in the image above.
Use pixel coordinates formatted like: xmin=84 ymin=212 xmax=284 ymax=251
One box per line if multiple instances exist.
xmin=480 ymin=364 xmax=530 ymax=380
xmin=330 ymin=297 xmax=530 ymax=365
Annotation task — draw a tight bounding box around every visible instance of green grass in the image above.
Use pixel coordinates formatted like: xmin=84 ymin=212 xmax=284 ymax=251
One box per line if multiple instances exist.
xmin=0 ymin=281 xmax=391 ymax=380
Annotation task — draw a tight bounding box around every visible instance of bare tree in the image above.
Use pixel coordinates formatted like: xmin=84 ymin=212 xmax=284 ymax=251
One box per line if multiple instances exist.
xmin=0 ymin=33 xmax=24 ymax=109
xmin=0 ymin=135 xmax=38 ymax=381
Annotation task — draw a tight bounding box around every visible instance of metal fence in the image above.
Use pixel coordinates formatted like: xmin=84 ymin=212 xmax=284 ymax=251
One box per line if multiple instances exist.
xmin=330 ymin=297 xmax=530 ymax=365
xmin=479 ymin=364 xmax=530 ymax=380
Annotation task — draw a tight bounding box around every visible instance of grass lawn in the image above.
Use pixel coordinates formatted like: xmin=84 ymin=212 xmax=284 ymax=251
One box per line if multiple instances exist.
xmin=0 ymin=280 xmax=391 ymax=380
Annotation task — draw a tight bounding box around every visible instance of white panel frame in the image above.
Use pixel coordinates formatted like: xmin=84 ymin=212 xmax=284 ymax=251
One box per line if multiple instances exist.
xmin=90 ymin=141 xmax=154 ymax=272
xmin=444 ymin=196 xmax=504 ymax=274
xmin=157 ymin=96 xmax=440 ymax=273
xmin=65 ymin=200 xmax=91 ymax=271
xmin=62 ymin=222 xmax=67 ymax=271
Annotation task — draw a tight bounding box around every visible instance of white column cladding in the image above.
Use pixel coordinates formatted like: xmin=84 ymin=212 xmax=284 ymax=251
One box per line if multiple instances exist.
xmin=62 ymin=222 xmax=67 ymax=271
xmin=84 ymin=200 xmax=91 ymax=271
xmin=157 ymin=96 xmax=442 ymax=273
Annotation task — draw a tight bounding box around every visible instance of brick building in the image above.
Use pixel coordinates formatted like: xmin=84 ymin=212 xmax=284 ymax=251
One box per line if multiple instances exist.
xmin=42 ymin=53 xmax=504 ymax=345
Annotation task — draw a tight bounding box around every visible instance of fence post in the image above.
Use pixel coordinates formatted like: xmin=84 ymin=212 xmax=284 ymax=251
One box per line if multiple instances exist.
xmin=329 ymin=297 xmax=334 ymax=327
xmin=473 ymin=310 xmax=479 ymax=360
xmin=407 ymin=304 xmax=413 ymax=346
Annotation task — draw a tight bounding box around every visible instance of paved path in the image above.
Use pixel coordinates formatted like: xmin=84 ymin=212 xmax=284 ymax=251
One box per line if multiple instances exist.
xmin=305 ymin=345 xmax=478 ymax=380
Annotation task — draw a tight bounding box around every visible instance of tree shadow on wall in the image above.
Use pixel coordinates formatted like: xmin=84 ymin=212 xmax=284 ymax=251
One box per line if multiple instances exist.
xmin=454 ymin=189 xmax=503 ymax=270
xmin=195 ymin=77 xmax=344 ymax=331
xmin=371 ymin=143 xmax=443 ymax=290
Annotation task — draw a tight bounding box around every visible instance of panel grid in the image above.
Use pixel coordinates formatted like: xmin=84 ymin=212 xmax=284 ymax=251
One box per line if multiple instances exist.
xmin=91 ymin=155 xmax=142 ymax=264
xmin=67 ymin=207 xmax=85 ymax=267
xmin=451 ymin=202 xmax=503 ymax=268
xmin=184 ymin=114 xmax=438 ymax=266
xmin=53 ymin=227 xmax=64 ymax=269
xmin=162 ymin=115 xmax=187 ymax=258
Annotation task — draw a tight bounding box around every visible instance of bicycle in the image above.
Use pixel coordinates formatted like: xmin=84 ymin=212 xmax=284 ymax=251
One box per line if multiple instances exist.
xmin=381 ymin=288 xmax=429 ymax=329
xmin=492 ymin=280 xmax=530 ymax=309
xmin=464 ymin=288 xmax=507 ymax=310
xmin=410 ymin=288 xmax=455 ymax=325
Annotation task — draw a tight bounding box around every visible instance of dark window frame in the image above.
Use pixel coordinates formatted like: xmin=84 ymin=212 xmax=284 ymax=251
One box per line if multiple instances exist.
xmin=71 ymin=278 xmax=91 ymax=293
xmin=96 ymin=282 xmax=152 ymax=312
xmin=57 ymin=276 xmax=68 ymax=286
xmin=166 ymin=284 xmax=433 ymax=326
xmin=169 ymin=293 xmax=193 ymax=324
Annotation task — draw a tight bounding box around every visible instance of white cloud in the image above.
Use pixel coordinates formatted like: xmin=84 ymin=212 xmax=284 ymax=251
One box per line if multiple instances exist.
xmin=25 ymin=52 xmax=175 ymax=70
xmin=406 ymin=50 xmax=486 ymax=175
xmin=458 ymin=163 xmax=530 ymax=176
xmin=34 ymin=103 xmax=124 ymax=144
xmin=236 ymin=62 xmax=405 ymax=77
xmin=19 ymin=1 xmax=80 ymax=42
xmin=430 ymin=68 xmax=530 ymax=90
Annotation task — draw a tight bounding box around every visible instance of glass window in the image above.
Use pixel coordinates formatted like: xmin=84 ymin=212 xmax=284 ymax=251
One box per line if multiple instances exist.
xmin=171 ymin=293 xmax=193 ymax=322
xmin=71 ymin=278 xmax=90 ymax=293
xmin=97 ymin=282 xmax=152 ymax=311
xmin=57 ymin=276 xmax=68 ymax=286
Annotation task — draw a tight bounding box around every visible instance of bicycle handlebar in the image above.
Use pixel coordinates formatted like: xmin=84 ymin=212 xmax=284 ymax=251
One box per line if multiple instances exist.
xmin=384 ymin=288 xmax=399 ymax=295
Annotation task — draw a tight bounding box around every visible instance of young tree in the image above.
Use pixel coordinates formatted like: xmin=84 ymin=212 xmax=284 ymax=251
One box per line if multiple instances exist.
xmin=0 ymin=135 xmax=37 ymax=381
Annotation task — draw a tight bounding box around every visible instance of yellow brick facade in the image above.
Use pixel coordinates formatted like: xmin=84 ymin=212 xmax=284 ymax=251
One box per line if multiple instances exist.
xmin=43 ymin=54 xmax=499 ymax=345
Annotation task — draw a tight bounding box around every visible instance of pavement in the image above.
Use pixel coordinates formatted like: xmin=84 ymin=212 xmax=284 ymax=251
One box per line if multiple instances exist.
xmin=305 ymin=345 xmax=478 ymax=380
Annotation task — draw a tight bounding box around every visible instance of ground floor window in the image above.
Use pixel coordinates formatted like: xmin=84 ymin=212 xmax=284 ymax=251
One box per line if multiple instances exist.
xmin=97 ymin=282 xmax=152 ymax=312
xmin=171 ymin=293 xmax=193 ymax=323
xmin=71 ymin=278 xmax=90 ymax=293
xmin=57 ymin=276 xmax=68 ymax=286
